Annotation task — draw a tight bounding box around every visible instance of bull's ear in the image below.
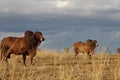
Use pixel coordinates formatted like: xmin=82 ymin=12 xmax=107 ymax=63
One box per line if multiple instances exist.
xmin=24 ymin=31 xmax=34 ymax=37
xmin=34 ymin=32 xmax=39 ymax=38
xmin=34 ymin=31 xmax=42 ymax=35
xmin=93 ymin=40 xmax=97 ymax=43
xmin=87 ymin=39 xmax=92 ymax=43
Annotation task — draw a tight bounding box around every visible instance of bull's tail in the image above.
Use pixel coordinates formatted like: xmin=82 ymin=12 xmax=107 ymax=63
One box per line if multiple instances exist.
xmin=0 ymin=40 xmax=4 ymax=63
xmin=0 ymin=43 xmax=2 ymax=63
xmin=0 ymin=49 xmax=3 ymax=64
xmin=0 ymin=43 xmax=1 ymax=61
xmin=0 ymin=43 xmax=6 ymax=63
xmin=0 ymin=38 xmax=9 ymax=64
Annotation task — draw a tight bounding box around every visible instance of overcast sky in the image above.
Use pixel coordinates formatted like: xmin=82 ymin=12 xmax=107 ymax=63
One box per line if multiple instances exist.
xmin=0 ymin=0 xmax=120 ymax=53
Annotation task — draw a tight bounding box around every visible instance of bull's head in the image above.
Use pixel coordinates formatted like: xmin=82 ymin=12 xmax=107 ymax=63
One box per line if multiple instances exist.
xmin=93 ymin=40 xmax=99 ymax=47
xmin=87 ymin=39 xmax=98 ymax=47
xmin=23 ymin=31 xmax=45 ymax=50
xmin=34 ymin=31 xmax=45 ymax=42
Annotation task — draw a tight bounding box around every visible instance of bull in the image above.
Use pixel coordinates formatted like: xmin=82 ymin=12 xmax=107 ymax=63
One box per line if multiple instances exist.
xmin=0 ymin=31 xmax=45 ymax=66
xmin=73 ymin=39 xmax=98 ymax=59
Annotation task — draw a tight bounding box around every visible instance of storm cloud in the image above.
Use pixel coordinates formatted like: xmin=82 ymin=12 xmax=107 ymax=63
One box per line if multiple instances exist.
xmin=0 ymin=0 xmax=120 ymax=52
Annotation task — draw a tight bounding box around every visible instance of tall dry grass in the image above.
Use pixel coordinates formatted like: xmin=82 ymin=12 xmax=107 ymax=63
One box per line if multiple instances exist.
xmin=0 ymin=49 xmax=120 ymax=80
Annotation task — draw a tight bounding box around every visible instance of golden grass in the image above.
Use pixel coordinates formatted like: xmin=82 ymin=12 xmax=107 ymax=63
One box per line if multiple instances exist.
xmin=0 ymin=49 xmax=120 ymax=80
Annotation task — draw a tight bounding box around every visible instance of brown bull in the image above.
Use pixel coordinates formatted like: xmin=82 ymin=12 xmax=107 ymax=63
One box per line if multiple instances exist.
xmin=73 ymin=39 xmax=98 ymax=59
xmin=0 ymin=31 xmax=45 ymax=66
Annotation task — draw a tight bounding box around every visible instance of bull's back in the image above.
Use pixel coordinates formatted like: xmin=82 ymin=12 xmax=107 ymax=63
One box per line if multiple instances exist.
xmin=73 ymin=42 xmax=80 ymax=50
xmin=73 ymin=42 xmax=91 ymax=53
xmin=73 ymin=42 xmax=84 ymax=53
xmin=1 ymin=37 xmax=25 ymax=50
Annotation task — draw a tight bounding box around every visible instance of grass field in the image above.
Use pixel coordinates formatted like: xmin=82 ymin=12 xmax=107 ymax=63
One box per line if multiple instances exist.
xmin=0 ymin=49 xmax=120 ymax=80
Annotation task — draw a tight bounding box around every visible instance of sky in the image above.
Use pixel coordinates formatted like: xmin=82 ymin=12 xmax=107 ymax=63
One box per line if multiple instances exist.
xmin=0 ymin=0 xmax=120 ymax=53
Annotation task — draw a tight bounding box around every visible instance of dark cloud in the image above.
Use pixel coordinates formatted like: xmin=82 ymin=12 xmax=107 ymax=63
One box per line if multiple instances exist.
xmin=0 ymin=0 xmax=120 ymax=52
xmin=0 ymin=13 xmax=120 ymax=32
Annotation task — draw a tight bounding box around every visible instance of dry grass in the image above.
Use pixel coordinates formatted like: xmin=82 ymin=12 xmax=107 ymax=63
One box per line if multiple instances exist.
xmin=0 ymin=49 xmax=120 ymax=80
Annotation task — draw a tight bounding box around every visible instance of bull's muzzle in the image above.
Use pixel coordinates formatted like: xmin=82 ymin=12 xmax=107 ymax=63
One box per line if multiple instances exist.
xmin=96 ymin=43 xmax=99 ymax=46
xmin=40 ymin=37 xmax=45 ymax=41
xmin=42 ymin=38 xmax=45 ymax=41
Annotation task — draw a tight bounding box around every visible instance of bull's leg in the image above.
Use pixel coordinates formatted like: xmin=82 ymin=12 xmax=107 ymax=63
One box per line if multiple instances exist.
xmin=89 ymin=51 xmax=94 ymax=59
xmin=75 ymin=53 xmax=79 ymax=59
xmin=87 ymin=52 xmax=91 ymax=59
xmin=30 ymin=57 xmax=33 ymax=65
xmin=74 ymin=48 xmax=79 ymax=59
xmin=22 ymin=54 xmax=26 ymax=66
xmin=29 ymin=56 xmax=34 ymax=65
xmin=29 ymin=50 xmax=36 ymax=66
xmin=89 ymin=54 xmax=91 ymax=59
xmin=7 ymin=53 xmax=11 ymax=58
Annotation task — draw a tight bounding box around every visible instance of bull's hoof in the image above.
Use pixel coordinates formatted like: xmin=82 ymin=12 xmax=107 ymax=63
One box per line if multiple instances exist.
xmin=7 ymin=54 xmax=11 ymax=58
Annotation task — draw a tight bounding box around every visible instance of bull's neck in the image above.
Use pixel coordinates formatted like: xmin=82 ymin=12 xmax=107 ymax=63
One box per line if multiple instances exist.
xmin=36 ymin=41 xmax=41 ymax=48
